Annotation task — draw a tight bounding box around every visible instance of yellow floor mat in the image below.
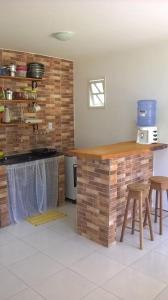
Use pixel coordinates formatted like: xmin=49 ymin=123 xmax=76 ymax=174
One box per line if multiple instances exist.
xmin=26 ymin=210 xmax=67 ymax=226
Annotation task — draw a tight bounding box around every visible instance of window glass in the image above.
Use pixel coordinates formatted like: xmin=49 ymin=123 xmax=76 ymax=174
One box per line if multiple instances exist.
xmin=89 ymin=78 xmax=105 ymax=108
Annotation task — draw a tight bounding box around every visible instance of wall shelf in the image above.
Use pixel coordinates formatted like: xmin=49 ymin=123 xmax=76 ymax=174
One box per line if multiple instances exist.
xmin=0 ymin=100 xmax=36 ymax=104
xmin=0 ymin=122 xmax=29 ymax=127
xmin=0 ymin=75 xmax=43 ymax=89
xmin=0 ymin=75 xmax=43 ymax=81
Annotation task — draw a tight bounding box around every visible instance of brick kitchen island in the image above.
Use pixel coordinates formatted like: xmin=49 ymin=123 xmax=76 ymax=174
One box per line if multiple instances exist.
xmin=70 ymin=141 xmax=167 ymax=247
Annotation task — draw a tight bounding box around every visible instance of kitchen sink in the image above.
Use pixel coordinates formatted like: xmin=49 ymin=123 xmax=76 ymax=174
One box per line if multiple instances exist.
xmin=0 ymin=148 xmax=62 ymax=165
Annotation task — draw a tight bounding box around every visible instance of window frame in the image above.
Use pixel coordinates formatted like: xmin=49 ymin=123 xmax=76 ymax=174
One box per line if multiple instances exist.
xmin=88 ymin=78 xmax=106 ymax=108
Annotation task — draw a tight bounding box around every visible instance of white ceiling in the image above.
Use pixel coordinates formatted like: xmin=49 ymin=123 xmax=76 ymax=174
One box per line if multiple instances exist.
xmin=1 ymin=0 xmax=168 ymax=60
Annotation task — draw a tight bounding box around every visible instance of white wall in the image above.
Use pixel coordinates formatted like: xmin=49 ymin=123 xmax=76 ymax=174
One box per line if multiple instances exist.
xmin=74 ymin=43 xmax=168 ymax=147
xmin=153 ymin=148 xmax=168 ymax=209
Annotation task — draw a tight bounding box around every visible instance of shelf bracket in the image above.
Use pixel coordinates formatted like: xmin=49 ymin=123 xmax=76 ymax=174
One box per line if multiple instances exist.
xmin=33 ymin=124 xmax=39 ymax=132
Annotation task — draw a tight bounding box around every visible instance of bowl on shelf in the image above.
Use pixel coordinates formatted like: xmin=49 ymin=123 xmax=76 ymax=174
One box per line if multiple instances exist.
xmin=0 ymin=66 xmax=9 ymax=76
xmin=16 ymin=65 xmax=27 ymax=78
xmin=27 ymin=62 xmax=45 ymax=79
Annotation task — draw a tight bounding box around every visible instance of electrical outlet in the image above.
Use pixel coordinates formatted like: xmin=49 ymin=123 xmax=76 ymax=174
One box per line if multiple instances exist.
xmin=48 ymin=122 xmax=53 ymax=130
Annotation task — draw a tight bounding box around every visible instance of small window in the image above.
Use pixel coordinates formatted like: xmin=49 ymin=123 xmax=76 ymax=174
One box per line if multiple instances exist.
xmin=89 ymin=78 xmax=105 ymax=108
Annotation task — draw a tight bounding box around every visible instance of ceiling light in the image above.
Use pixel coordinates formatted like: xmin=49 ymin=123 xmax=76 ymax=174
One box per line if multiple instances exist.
xmin=52 ymin=31 xmax=75 ymax=41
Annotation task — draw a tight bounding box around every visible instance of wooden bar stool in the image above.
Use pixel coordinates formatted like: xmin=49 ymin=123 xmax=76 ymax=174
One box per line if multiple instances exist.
xmin=120 ymin=183 xmax=154 ymax=250
xmin=147 ymin=176 xmax=168 ymax=235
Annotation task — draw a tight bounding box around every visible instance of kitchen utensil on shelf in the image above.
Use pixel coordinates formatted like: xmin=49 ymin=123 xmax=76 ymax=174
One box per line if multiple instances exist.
xmin=0 ymin=150 xmax=4 ymax=159
xmin=2 ymin=107 xmax=11 ymax=123
xmin=8 ymin=64 xmax=16 ymax=77
xmin=0 ymin=105 xmax=5 ymax=123
xmin=0 ymin=87 xmax=5 ymax=99
xmin=33 ymin=103 xmax=41 ymax=112
xmin=24 ymin=118 xmax=42 ymax=124
xmin=5 ymin=89 xmax=13 ymax=100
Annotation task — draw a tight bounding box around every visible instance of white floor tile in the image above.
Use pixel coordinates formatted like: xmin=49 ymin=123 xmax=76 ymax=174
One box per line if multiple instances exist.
xmin=58 ymin=201 xmax=76 ymax=216
xmin=82 ymin=288 xmax=119 ymax=300
xmin=131 ymin=251 xmax=168 ymax=283
xmin=116 ymin=226 xmax=164 ymax=251
xmin=0 ymin=240 xmax=37 ymax=266
xmin=5 ymin=221 xmax=48 ymax=238
xmin=148 ymin=217 xmax=168 ymax=243
xmin=163 ymin=215 xmax=168 ymax=226
xmin=97 ymin=241 xmax=147 ymax=266
xmin=1 ymin=203 xmax=168 ymax=300
xmin=71 ymin=252 xmax=125 ymax=284
xmin=42 ymin=235 xmax=97 ymax=266
xmin=0 ymin=230 xmax=18 ymax=246
xmin=155 ymin=286 xmax=168 ymax=300
xmin=154 ymin=239 xmax=168 ymax=256
xmin=33 ymin=268 xmax=95 ymax=300
xmin=22 ymin=228 xmax=67 ymax=251
xmin=57 ymin=206 xmax=77 ymax=228
xmin=8 ymin=288 xmax=44 ymax=300
xmin=9 ymin=252 xmax=64 ymax=286
xmin=0 ymin=267 xmax=26 ymax=300
xmin=102 ymin=267 xmax=166 ymax=300
xmin=48 ymin=219 xmax=77 ymax=239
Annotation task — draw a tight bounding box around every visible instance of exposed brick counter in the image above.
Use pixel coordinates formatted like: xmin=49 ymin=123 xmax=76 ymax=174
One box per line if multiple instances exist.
xmin=0 ymin=166 xmax=9 ymax=227
xmin=70 ymin=141 xmax=167 ymax=247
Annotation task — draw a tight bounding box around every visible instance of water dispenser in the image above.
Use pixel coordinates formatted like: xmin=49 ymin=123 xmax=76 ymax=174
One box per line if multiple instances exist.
xmin=136 ymin=100 xmax=158 ymax=144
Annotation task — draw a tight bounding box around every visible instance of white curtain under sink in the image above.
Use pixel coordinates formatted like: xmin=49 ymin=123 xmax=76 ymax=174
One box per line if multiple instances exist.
xmin=7 ymin=156 xmax=58 ymax=223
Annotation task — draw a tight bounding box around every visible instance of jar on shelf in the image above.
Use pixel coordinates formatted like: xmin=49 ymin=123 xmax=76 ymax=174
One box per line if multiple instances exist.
xmin=22 ymin=87 xmax=37 ymax=100
xmin=5 ymin=89 xmax=13 ymax=100
xmin=8 ymin=64 xmax=16 ymax=77
xmin=0 ymin=87 xmax=5 ymax=99
xmin=16 ymin=65 xmax=27 ymax=77
xmin=0 ymin=66 xmax=9 ymax=76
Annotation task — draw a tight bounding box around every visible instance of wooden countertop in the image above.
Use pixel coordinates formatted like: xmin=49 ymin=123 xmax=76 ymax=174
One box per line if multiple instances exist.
xmin=68 ymin=141 xmax=168 ymax=160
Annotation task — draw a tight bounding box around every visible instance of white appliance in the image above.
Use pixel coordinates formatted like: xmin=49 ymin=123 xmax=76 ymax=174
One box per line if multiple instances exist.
xmin=65 ymin=156 xmax=77 ymax=202
xmin=136 ymin=126 xmax=158 ymax=144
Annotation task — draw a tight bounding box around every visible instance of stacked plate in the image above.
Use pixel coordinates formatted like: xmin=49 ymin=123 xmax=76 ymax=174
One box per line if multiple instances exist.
xmin=27 ymin=63 xmax=45 ymax=79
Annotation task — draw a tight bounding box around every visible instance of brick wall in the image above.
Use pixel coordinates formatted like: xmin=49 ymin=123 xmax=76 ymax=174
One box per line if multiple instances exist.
xmin=0 ymin=49 xmax=74 ymax=227
xmin=77 ymin=152 xmax=153 ymax=247
xmin=0 ymin=49 xmax=74 ymax=154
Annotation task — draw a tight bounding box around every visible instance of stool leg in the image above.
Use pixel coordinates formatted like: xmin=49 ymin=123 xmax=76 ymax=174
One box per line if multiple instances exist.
xmin=144 ymin=187 xmax=152 ymax=226
xmin=155 ymin=190 xmax=159 ymax=223
xmin=159 ymin=189 xmax=163 ymax=235
xmin=120 ymin=197 xmax=130 ymax=242
xmin=139 ymin=196 xmax=143 ymax=250
xmin=145 ymin=197 xmax=154 ymax=241
xmin=132 ymin=199 xmax=136 ymax=234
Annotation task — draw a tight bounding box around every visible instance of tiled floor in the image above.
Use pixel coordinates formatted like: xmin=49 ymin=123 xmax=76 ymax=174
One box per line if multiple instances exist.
xmin=1 ymin=203 xmax=168 ymax=299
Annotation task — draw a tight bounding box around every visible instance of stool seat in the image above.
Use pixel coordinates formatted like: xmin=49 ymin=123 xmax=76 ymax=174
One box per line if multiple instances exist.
xmin=150 ymin=176 xmax=168 ymax=190
xmin=120 ymin=182 xmax=153 ymax=250
xmin=127 ymin=183 xmax=149 ymax=192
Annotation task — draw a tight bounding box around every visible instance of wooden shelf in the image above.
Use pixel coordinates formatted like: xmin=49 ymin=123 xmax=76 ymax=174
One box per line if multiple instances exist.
xmin=0 ymin=75 xmax=43 ymax=81
xmin=0 ymin=100 xmax=36 ymax=104
xmin=0 ymin=122 xmax=29 ymax=127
